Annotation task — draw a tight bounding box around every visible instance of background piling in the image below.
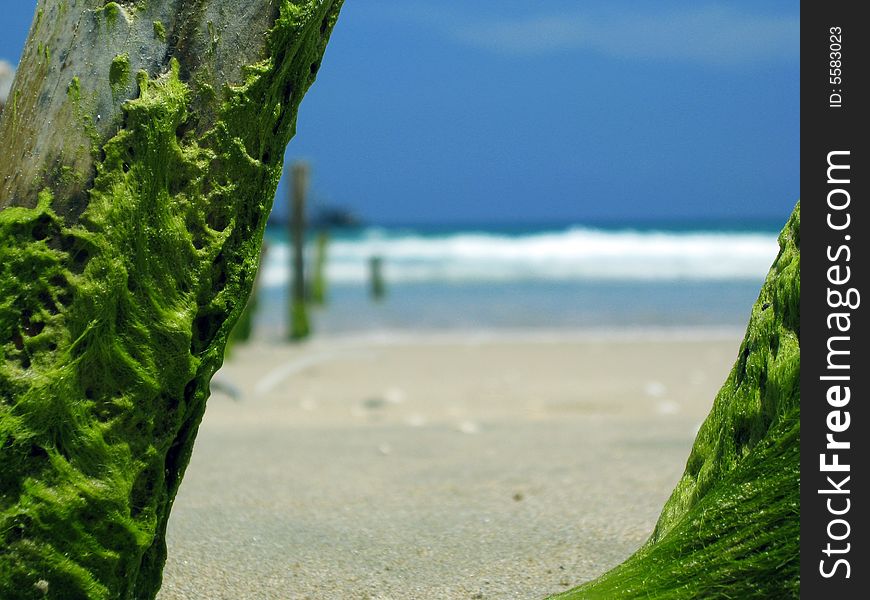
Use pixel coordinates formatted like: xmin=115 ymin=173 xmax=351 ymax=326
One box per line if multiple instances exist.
xmin=310 ymin=230 xmax=329 ymax=305
xmin=369 ymin=255 xmax=385 ymax=301
xmin=289 ymin=161 xmax=311 ymax=340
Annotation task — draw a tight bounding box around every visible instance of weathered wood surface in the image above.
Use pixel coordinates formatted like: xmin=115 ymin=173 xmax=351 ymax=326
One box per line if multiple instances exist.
xmin=1 ymin=0 xmax=277 ymax=214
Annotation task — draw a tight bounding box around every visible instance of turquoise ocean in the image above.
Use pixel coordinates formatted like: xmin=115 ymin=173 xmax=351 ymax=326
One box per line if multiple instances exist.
xmin=254 ymin=219 xmax=785 ymax=339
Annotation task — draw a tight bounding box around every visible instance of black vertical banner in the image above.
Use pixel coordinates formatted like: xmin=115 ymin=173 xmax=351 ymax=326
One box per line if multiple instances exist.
xmin=801 ymin=2 xmax=868 ymax=598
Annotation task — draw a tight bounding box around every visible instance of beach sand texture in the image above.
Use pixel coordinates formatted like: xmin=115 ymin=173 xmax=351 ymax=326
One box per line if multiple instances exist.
xmin=157 ymin=332 xmax=742 ymax=600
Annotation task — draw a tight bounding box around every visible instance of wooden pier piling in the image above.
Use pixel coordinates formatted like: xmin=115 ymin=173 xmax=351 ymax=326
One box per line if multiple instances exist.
xmin=289 ymin=161 xmax=310 ymax=340
xmin=369 ymin=255 xmax=385 ymax=301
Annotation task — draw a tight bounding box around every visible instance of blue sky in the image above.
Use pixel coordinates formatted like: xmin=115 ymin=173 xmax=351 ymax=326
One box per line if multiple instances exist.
xmin=1 ymin=1 xmax=799 ymax=225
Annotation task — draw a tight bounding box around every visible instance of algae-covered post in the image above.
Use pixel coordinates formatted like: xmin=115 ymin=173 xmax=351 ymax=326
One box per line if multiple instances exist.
xmin=553 ymin=203 xmax=800 ymax=599
xmin=370 ymin=255 xmax=386 ymax=301
xmin=289 ymin=160 xmax=311 ymax=339
xmin=0 ymin=1 xmax=344 ymax=598
xmin=310 ymin=229 xmax=329 ymax=305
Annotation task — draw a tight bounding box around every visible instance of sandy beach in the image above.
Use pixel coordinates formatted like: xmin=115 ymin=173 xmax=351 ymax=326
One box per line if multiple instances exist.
xmin=156 ymin=330 xmax=742 ymax=600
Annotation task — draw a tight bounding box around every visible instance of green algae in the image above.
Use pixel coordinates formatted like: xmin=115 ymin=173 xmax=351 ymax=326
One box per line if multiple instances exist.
xmin=37 ymin=43 xmax=50 ymax=63
xmin=109 ymin=53 xmax=131 ymax=98
xmin=101 ymin=2 xmax=122 ymax=27
xmin=0 ymin=1 xmax=344 ymax=598
xmin=65 ymin=75 xmax=102 ymax=159
xmin=66 ymin=76 xmax=81 ymax=101
xmin=152 ymin=20 xmax=165 ymax=42
xmin=207 ymin=21 xmax=219 ymax=53
xmin=553 ymin=203 xmax=800 ymax=599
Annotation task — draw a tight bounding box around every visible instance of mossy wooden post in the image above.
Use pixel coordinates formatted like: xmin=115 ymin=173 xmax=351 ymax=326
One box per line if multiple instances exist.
xmin=0 ymin=1 xmax=344 ymax=598
xmin=369 ymin=255 xmax=385 ymax=301
xmin=553 ymin=203 xmax=800 ymax=599
xmin=310 ymin=229 xmax=329 ymax=305
xmin=289 ymin=161 xmax=310 ymax=339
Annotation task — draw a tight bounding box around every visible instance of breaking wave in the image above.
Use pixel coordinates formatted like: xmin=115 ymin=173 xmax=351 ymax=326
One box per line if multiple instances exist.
xmin=260 ymin=226 xmax=779 ymax=287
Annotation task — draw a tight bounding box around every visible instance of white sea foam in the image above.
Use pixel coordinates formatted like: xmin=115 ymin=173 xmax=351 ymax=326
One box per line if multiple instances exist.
xmin=260 ymin=226 xmax=779 ymax=287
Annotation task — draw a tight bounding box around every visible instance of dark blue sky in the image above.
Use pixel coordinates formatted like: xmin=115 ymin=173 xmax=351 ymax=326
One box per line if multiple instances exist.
xmin=2 ymin=1 xmax=799 ymax=225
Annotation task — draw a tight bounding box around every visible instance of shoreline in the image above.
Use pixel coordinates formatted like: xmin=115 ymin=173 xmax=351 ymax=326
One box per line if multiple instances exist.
xmin=246 ymin=324 xmax=747 ymax=347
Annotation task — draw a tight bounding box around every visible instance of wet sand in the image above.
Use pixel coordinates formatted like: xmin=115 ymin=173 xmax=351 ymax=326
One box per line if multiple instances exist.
xmin=157 ymin=330 xmax=742 ymax=600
